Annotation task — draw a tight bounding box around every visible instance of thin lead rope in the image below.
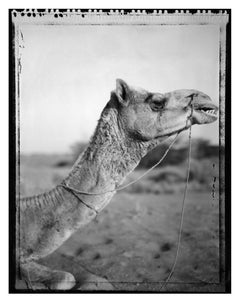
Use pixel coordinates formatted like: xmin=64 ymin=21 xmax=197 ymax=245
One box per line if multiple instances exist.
xmin=61 ymin=133 xmax=179 ymax=196
xmin=62 ymin=184 xmax=99 ymax=215
xmin=160 ymin=126 xmax=192 ymax=291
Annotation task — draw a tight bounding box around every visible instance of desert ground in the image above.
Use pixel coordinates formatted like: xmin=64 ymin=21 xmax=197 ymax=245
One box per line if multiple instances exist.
xmin=16 ymin=153 xmax=222 ymax=292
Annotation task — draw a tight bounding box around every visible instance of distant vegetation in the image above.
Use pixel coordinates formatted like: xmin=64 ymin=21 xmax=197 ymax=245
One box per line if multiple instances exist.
xmin=139 ymin=138 xmax=220 ymax=169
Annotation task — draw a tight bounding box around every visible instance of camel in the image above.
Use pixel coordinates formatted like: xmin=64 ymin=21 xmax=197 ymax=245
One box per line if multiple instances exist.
xmin=16 ymin=79 xmax=218 ymax=290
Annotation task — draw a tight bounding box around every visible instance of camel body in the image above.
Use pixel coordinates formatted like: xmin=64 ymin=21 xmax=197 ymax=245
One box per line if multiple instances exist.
xmin=17 ymin=79 xmax=218 ymax=290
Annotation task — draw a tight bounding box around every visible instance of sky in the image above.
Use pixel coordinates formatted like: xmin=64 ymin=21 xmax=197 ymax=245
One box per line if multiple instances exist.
xmin=19 ymin=24 xmax=219 ymax=154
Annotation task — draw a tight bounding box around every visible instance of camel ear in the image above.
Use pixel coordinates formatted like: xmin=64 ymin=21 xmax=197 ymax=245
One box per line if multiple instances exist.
xmin=115 ymin=79 xmax=131 ymax=106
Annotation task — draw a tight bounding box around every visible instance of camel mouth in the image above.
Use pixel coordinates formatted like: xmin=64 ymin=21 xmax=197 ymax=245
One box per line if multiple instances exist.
xmin=192 ymin=102 xmax=218 ymax=124
xmin=195 ymin=106 xmax=218 ymax=117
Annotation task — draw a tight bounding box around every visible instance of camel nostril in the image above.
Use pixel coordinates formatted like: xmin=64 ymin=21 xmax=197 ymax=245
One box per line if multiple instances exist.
xmin=188 ymin=93 xmax=197 ymax=101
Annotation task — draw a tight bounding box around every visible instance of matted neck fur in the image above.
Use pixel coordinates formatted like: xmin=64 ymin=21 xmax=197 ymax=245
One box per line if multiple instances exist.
xmin=17 ymin=79 xmax=218 ymax=290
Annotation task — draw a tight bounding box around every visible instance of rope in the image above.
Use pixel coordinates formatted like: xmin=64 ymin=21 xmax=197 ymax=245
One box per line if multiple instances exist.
xmin=159 ymin=126 xmax=192 ymax=291
xmin=62 ymin=184 xmax=99 ymax=215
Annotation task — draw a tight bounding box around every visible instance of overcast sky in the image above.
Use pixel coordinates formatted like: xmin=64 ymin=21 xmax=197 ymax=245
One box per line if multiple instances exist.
xmin=19 ymin=24 xmax=219 ymax=154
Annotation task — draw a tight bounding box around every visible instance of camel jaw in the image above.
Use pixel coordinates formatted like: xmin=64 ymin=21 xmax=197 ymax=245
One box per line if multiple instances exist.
xmin=192 ymin=101 xmax=218 ymax=124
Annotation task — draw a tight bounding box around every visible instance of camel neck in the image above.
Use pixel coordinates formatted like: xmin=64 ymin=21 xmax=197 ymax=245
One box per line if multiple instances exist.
xmin=63 ymin=100 xmax=149 ymax=212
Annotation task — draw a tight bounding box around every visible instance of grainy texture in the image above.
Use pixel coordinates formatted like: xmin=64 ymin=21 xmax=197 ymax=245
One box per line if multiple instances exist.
xmin=11 ymin=9 xmax=229 ymax=292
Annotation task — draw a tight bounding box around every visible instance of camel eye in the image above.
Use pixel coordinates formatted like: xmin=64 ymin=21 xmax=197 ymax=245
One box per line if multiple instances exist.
xmin=149 ymin=98 xmax=166 ymax=111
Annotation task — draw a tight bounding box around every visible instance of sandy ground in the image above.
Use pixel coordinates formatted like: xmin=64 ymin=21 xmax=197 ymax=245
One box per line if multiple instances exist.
xmin=38 ymin=192 xmax=220 ymax=292
xmin=16 ymin=155 xmax=222 ymax=292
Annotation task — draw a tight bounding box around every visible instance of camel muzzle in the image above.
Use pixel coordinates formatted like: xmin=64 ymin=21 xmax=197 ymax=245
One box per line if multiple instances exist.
xmin=191 ymin=95 xmax=218 ymax=124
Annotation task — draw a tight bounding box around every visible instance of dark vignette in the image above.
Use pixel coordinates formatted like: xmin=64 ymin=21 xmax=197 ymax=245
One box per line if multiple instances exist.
xmin=8 ymin=8 xmax=231 ymax=294
xmin=224 ymin=12 xmax=231 ymax=293
xmin=9 ymin=9 xmax=17 ymax=293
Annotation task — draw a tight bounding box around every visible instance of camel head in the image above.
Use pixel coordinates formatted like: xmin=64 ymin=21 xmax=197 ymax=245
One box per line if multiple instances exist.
xmin=114 ymin=79 xmax=218 ymax=141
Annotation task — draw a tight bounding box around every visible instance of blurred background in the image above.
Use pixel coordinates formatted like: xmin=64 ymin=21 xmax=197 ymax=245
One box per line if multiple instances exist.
xmin=18 ymin=24 xmax=220 ymax=291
